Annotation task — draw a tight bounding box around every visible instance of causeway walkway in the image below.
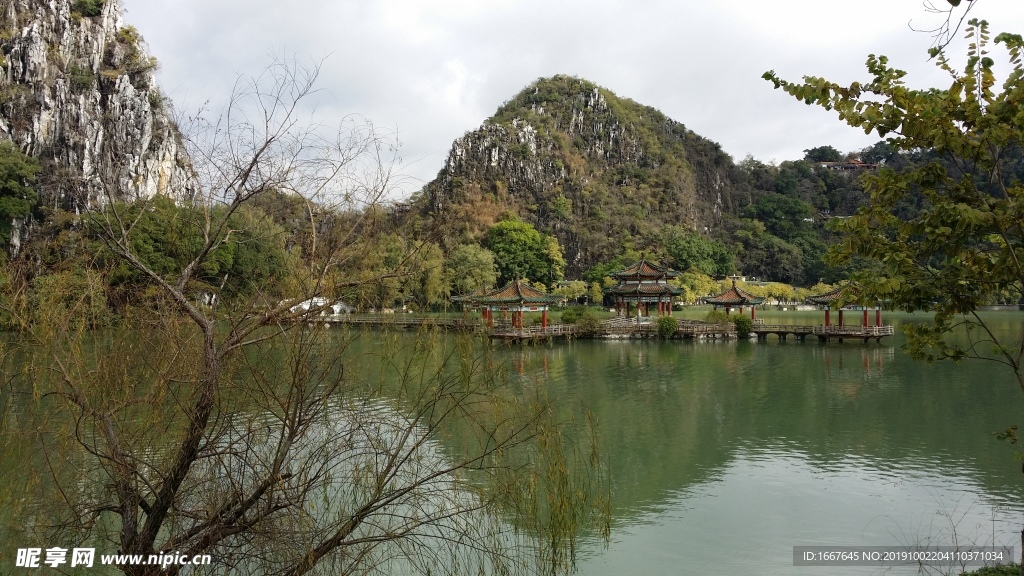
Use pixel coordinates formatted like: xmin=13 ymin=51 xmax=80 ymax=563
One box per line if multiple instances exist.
xmin=316 ymin=314 xmax=895 ymax=343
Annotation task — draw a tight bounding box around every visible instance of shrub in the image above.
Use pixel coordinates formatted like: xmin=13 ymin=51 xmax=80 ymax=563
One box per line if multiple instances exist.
xmin=733 ymin=316 xmax=753 ymax=338
xmin=703 ymin=309 xmax=731 ymax=324
xmin=656 ymin=316 xmax=678 ymax=338
xmin=559 ymin=305 xmax=587 ymax=324
xmin=575 ymin=310 xmax=600 ymax=336
xmin=559 ymin=305 xmax=600 ymax=335
xmin=72 ymin=0 xmax=104 ymax=17
xmin=116 ymin=25 xmax=142 ymax=47
xmin=148 ymin=89 xmax=167 ymax=112
xmin=67 ymin=64 xmax=95 ymax=93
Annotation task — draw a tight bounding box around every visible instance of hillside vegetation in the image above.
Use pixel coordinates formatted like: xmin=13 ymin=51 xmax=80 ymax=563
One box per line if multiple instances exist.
xmin=413 ymin=75 xmax=872 ymax=284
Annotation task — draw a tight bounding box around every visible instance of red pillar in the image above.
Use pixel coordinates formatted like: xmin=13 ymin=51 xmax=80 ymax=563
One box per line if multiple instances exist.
xmin=839 ymin=310 xmax=844 ymax=327
xmin=751 ymin=306 xmax=756 ymax=321
xmin=863 ymin=309 xmax=869 ymax=327
xmin=488 ymin=309 xmax=493 ymax=329
xmin=825 ymin=309 xmax=831 ymax=327
xmin=542 ymin=309 xmax=548 ymax=328
xmin=725 ymin=306 xmax=731 ymax=315
xmin=876 ymin=308 xmax=881 ymax=327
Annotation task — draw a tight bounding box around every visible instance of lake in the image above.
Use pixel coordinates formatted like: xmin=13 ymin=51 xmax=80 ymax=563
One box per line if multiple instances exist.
xmin=3 ymin=309 xmax=1023 ymax=575
xmin=496 ymin=310 xmax=1024 ymax=575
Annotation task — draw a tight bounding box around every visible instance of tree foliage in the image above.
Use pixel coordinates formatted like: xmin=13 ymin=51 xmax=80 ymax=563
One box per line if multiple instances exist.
xmin=765 ymin=19 xmax=1024 ymax=388
xmin=483 ymin=218 xmax=564 ymax=286
xmin=0 ymin=141 xmax=40 ymax=242
xmin=661 ymin=226 xmax=733 ymax=276
xmin=803 ymin=145 xmax=842 ymax=163
xmin=445 ymin=243 xmax=497 ymax=296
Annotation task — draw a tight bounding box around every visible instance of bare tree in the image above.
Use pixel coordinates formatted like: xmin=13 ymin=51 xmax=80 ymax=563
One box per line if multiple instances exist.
xmin=19 ymin=57 xmax=606 ymax=576
xmin=912 ymin=0 xmax=980 ymax=54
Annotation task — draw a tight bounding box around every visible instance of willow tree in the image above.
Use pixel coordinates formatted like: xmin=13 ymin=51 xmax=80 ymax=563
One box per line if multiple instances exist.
xmin=7 ymin=58 xmax=607 ymax=576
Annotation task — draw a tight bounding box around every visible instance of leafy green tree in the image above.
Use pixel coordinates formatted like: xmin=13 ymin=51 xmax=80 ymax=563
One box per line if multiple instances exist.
xmin=588 ymin=281 xmax=604 ymax=306
xmin=729 ymin=219 xmax=805 ymax=284
xmin=0 ymin=141 xmax=40 ymax=243
xmin=802 ymin=145 xmax=842 ymax=163
xmin=742 ymin=192 xmax=814 ymax=242
xmin=656 ymin=315 xmax=678 ymax=339
xmin=402 ymin=241 xmax=446 ymax=309
xmin=767 ymin=19 xmax=1024 ymax=384
xmin=674 ymin=270 xmax=720 ymax=305
xmin=543 ymin=234 xmax=566 ymax=286
xmin=582 ymin=248 xmax=642 ymax=284
xmin=445 ymin=243 xmax=497 ymax=296
xmin=92 ymin=197 xmax=292 ymax=305
xmin=661 ymin=226 xmax=733 ymax=276
xmin=483 ymin=218 xmax=564 ymax=285
xmin=553 ymin=280 xmax=587 ymax=303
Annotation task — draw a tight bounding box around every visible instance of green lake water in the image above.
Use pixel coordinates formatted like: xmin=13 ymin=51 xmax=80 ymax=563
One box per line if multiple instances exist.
xmin=495 ymin=310 xmax=1024 ymax=575
xmin=4 ymin=310 xmax=1024 ymax=575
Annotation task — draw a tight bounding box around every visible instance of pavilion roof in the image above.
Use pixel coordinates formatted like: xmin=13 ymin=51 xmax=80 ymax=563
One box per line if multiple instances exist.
xmin=703 ymin=281 xmax=764 ymax=306
xmin=606 ymin=283 xmax=683 ymax=296
xmin=611 ymin=258 xmax=679 ymax=280
xmin=452 ymin=279 xmax=562 ymax=305
xmin=805 ymin=284 xmax=861 ymax=307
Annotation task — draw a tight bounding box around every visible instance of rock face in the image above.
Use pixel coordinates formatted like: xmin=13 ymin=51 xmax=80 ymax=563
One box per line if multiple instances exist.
xmin=418 ymin=75 xmax=749 ymax=276
xmin=0 ymin=0 xmax=194 ymax=217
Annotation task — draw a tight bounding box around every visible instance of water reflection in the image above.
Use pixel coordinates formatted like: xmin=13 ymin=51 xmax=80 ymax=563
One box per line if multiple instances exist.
xmin=580 ymin=447 xmax=1023 ymax=576
xmin=500 ymin=312 xmax=1024 ymax=574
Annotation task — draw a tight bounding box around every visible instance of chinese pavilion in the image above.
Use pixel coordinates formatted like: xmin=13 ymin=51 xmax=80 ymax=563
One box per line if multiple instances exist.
xmin=453 ymin=280 xmax=563 ymax=329
xmin=806 ymin=285 xmax=883 ymax=328
xmin=605 ymin=259 xmax=683 ymax=316
xmin=703 ymin=277 xmax=765 ymax=319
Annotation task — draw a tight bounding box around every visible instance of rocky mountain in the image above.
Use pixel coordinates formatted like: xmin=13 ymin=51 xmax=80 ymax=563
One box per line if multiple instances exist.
xmin=1 ymin=0 xmax=194 ymax=251
xmin=416 ymin=75 xmax=751 ymax=276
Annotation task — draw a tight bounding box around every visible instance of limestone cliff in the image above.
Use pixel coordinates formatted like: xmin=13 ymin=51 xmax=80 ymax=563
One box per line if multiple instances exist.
xmin=0 ymin=0 xmax=194 ymax=240
xmin=417 ymin=75 xmax=750 ymax=276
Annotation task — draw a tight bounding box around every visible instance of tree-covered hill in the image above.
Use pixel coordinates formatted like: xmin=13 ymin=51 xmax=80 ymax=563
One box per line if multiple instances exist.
xmin=412 ymin=75 xmax=870 ymax=284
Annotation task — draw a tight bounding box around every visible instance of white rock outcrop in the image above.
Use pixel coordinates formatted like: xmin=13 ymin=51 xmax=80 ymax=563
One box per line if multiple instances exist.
xmin=0 ymin=0 xmax=194 ymax=214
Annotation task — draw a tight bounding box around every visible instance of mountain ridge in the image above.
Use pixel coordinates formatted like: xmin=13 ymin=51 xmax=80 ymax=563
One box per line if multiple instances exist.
xmin=415 ymin=74 xmax=749 ymax=276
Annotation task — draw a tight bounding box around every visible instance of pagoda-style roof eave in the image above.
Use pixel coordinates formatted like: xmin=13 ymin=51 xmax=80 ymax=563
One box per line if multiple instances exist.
xmin=606 ymin=284 xmax=683 ymax=296
xmin=703 ymin=285 xmax=765 ymax=306
xmin=805 ymin=284 xmax=864 ymax=307
xmin=452 ymin=279 xmax=562 ymax=306
xmin=610 ymin=258 xmax=680 ymax=280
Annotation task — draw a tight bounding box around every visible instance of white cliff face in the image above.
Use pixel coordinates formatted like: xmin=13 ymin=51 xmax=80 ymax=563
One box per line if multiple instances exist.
xmin=0 ymin=0 xmax=194 ymax=213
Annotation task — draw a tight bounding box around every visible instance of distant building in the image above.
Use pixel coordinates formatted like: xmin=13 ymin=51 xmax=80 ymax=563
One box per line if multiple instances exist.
xmin=605 ymin=258 xmax=683 ymax=317
xmin=815 ymin=160 xmax=878 ymax=172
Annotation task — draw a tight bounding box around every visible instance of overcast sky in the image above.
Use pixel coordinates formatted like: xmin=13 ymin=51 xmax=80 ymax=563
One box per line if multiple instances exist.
xmin=122 ymin=0 xmax=1024 ymax=199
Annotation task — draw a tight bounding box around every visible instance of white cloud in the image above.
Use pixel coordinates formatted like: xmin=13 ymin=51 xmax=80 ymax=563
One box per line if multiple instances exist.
xmin=122 ymin=0 xmax=1024 ymax=194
